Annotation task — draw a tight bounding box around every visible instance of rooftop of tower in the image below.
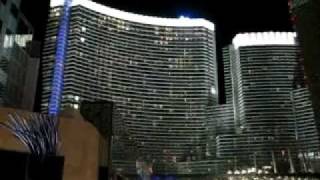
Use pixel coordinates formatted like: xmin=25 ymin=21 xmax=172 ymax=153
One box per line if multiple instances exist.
xmin=232 ymin=32 xmax=297 ymax=49
xmin=50 ymin=0 xmax=215 ymax=31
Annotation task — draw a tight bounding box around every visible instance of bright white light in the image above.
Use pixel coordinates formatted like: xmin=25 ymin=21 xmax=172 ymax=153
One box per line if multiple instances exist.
xmin=232 ymin=32 xmax=297 ymax=49
xmin=262 ymin=166 xmax=272 ymax=170
xmin=179 ymin=15 xmax=189 ymax=19
xmin=50 ymin=0 xmax=215 ymax=30
xmin=3 ymin=35 xmax=33 ymax=48
xmin=211 ymin=87 xmax=217 ymax=95
xmin=74 ymin=104 xmax=79 ymax=109
xmin=50 ymin=0 xmax=64 ymax=7
xmin=248 ymin=167 xmax=256 ymax=173
xmin=74 ymin=96 xmax=80 ymax=101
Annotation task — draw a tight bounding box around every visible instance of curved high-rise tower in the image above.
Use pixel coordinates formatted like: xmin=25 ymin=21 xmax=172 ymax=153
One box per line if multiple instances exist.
xmin=43 ymin=0 xmax=217 ymax=175
xmin=221 ymin=32 xmax=320 ymax=173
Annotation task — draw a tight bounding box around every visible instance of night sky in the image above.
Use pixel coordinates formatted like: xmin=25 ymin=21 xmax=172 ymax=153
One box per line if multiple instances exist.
xmin=20 ymin=0 xmax=293 ymax=108
xmin=21 ymin=0 xmax=293 ymax=45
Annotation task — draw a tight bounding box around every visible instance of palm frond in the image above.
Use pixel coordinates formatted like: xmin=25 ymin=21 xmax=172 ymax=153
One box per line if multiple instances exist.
xmin=0 ymin=112 xmax=61 ymax=157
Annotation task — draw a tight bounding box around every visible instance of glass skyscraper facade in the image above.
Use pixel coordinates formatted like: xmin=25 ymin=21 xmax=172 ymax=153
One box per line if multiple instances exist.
xmin=221 ymin=32 xmax=320 ymax=174
xmin=44 ymin=0 xmax=217 ymax=175
xmin=43 ymin=0 xmax=320 ymax=176
xmin=0 ymin=0 xmax=39 ymax=111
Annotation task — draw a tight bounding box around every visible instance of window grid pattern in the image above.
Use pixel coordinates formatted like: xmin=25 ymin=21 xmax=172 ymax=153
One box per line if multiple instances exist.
xmin=42 ymin=4 xmax=217 ymax=174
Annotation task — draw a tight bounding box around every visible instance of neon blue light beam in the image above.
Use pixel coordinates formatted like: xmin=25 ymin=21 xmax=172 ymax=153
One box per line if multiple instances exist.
xmin=48 ymin=0 xmax=73 ymax=116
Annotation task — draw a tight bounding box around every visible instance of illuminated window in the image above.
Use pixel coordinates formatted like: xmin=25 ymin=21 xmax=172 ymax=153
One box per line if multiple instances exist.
xmin=50 ymin=36 xmax=57 ymax=41
xmin=74 ymin=96 xmax=80 ymax=101
xmin=80 ymin=37 xmax=85 ymax=42
xmin=74 ymin=104 xmax=79 ymax=109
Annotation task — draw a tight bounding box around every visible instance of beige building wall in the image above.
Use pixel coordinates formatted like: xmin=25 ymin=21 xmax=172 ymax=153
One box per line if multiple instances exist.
xmin=0 ymin=108 xmax=101 ymax=180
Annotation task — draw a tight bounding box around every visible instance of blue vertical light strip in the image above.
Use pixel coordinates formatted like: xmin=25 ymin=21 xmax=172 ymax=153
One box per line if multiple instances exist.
xmin=48 ymin=0 xmax=73 ymax=116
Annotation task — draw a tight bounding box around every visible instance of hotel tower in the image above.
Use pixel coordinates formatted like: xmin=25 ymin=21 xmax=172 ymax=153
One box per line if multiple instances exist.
xmin=43 ymin=0 xmax=217 ymax=175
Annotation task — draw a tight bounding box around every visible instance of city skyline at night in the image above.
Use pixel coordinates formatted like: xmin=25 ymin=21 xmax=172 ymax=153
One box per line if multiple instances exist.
xmin=1 ymin=0 xmax=319 ymax=179
xmin=21 ymin=0 xmax=294 ymax=111
xmin=39 ymin=0 xmax=320 ymax=176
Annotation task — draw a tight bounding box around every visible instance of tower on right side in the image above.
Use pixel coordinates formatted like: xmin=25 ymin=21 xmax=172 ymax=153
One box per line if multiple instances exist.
xmin=289 ymin=0 xmax=320 ymax=137
xmin=221 ymin=32 xmax=320 ymax=173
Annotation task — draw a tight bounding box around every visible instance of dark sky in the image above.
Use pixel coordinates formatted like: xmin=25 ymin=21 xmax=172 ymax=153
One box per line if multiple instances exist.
xmin=21 ymin=0 xmax=293 ymax=46
xmin=21 ymin=0 xmax=293 ymax=106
